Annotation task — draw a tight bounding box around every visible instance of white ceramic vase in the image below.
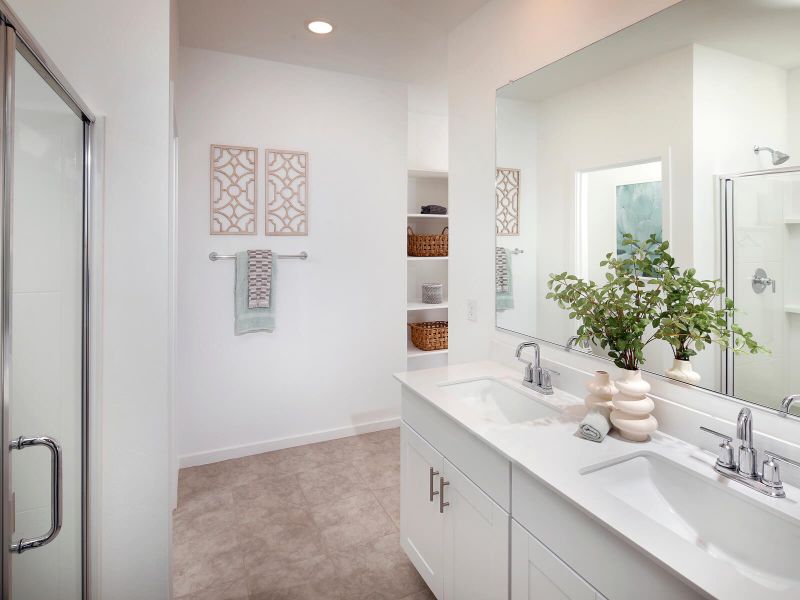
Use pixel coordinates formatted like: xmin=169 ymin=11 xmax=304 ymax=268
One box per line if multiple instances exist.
xmin=610 ymin=369 xmax=658 ymax=442
xmin=665 ymin=358 xmax=701 ymax=385
xmin=585 ymin=370 xmax=616 ymax=414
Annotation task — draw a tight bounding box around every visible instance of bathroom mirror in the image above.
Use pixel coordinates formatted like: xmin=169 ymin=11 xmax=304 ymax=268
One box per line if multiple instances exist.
xmin=495 ymin=0 xmax=800 ymax=414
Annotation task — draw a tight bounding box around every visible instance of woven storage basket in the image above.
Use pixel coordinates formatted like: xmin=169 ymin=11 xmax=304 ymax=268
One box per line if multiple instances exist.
xmin=407 ymin=226 xmax=448 ymax=257
xmin=408 ymin=321 xmax=448 ymax=351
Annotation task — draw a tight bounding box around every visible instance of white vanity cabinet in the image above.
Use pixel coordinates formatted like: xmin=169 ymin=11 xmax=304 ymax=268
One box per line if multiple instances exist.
xmin=400 ymin=423 xmax=509 ymax=600
xmin=511 ymin=520 xmax=606 ymax=600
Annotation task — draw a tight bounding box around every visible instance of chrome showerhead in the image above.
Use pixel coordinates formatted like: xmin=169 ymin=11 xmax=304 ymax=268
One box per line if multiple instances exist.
xmin=754 ymin=145 xmax=790 ymax=166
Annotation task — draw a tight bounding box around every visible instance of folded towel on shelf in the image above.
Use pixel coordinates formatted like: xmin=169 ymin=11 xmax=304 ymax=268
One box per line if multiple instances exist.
xmin=496 ymin=247 xmax=514 ymax=311
xmin=235 ymin=251 xmax=276 ymax=335
xmin=578 ymin=406 xmax=611 ymax=443
xmin=421 ymin=204 xmax=447 ymax=215
xmin=247 ymin=249 xmax=273 ymax=309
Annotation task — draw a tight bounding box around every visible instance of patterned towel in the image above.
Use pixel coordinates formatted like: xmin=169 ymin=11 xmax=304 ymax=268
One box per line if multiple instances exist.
xmin=247 ymin=250 xmax=273 ymax=309
xmin=495 ymin=247 xmax=509 ymax=293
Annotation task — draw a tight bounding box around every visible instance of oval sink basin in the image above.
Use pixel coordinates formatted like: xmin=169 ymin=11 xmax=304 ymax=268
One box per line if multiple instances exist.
xmin=439 ymin=378 xmax=560 ymax=425
xmin=582 ymin=453 xmax=800 ymax=592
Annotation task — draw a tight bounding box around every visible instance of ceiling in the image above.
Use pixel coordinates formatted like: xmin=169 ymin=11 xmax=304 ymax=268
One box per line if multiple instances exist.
xmin=177 ymin=0 xmax=491 ymax=114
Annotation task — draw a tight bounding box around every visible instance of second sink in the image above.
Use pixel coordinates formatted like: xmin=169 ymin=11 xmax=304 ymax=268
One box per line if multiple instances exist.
xmin=439 ymin=378 xmax=560 ymax=425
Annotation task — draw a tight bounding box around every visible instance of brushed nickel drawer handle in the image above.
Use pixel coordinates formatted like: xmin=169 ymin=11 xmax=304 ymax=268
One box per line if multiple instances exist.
xmin=429 ymin=467 xmax=439 ymax=502
xmin=439 ymin=477 xmax=450 ymax=513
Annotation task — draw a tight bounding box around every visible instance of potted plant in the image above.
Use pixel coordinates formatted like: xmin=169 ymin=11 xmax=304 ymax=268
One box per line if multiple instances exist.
xmin=655 ymin=266 xmax=767 ymax=384
xmin=547 ymin=235 xmax=669 ymax=441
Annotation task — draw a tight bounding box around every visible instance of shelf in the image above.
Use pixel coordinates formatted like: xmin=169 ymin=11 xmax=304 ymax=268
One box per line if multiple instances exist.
xmin=408 ymin=256 xmax=448 ymax=262
xmin=407 ymin=341 xmax=449 ymax=358
xmin=407 ymin=213 xmax=448 ymax=219
xmin=785 ymin=218 xmax=800 ymax=224
xmin=785 ymin=305 xmax=800 ymax=314
xmin=408 ymin=300 xmax=448 ymax=311
xmin=408 ymin=169 xmax=448 ymax=180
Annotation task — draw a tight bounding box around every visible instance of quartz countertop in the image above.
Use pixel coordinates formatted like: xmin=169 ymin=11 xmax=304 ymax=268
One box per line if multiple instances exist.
xmin=394 ymin=360 xmax=800 ymax=600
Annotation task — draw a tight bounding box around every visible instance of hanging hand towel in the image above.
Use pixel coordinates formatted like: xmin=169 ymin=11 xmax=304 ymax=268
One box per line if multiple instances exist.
xmin=247 ymin=249 xmax=273 ymax=308
xmin=235 ymin=252 xmax=276 ymax=335
xmin=496 ymin=247 xmax=514 ymax=311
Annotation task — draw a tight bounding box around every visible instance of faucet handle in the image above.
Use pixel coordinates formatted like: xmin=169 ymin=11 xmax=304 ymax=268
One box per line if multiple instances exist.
xmin=699 ymin=426 xmax=735 ymax=469
xmin=762 ymin=451 xmax=800 ymax=494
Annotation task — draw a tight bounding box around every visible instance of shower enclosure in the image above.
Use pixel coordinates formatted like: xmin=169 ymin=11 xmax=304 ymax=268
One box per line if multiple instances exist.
xmin=721 ymin=167 xmax=800 ymax=411
xmin=0 ymin=3 xmax=95 ymax=599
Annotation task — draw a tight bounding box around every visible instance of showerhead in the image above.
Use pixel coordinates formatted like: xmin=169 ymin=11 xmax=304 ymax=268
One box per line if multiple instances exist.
xmin=754 ymin=145 xmax=790 ymax=166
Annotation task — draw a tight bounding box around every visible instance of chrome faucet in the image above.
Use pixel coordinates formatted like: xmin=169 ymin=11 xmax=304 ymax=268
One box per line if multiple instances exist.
xmin=566 ymin=335 xmax=592 ymax=353
xmin=780 ymin=394 xmax=800 ymax=417
xmin=515 ymin=341 xmax=554 ymax=395
xmin=701 ymin=407 xmax=800 ymax=498
xmin=736 ymin=408 xmax=757 ymax=478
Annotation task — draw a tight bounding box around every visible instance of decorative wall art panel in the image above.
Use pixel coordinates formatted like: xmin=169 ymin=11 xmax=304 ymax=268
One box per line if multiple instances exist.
xmin=266 ymin=149 xmax=308 ymax=236
xmin=496 ymin=167 xmax=520 ymax=235
xmin=210 ymin=144 xmax=257 ymax=235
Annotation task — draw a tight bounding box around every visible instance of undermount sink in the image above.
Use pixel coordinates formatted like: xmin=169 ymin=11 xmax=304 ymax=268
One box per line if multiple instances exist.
xmin=582 ymin=453 xmax=800 ymax=592
xmin=439 ymin=378 xmax=560 ymax=425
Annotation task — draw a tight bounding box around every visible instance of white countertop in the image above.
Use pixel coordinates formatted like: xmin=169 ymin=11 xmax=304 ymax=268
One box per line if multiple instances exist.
xmin=394 ymin=360 xmax=800 ymax=600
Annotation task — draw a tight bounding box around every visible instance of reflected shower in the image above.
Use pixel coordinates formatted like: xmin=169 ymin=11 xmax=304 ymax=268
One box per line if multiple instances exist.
xmin=754 ymin=145 xmax=790 ymax=165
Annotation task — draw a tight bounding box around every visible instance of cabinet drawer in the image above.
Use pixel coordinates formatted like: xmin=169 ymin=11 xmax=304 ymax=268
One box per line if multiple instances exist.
xmin=402 ymin=386 xmax=510 ymax=510
xmin=511 ymin=465 xmax=703 ymax=600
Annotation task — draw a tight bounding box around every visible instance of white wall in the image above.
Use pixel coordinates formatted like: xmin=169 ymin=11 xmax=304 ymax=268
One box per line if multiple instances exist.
xmin=408 ymin=111 xmax=448 ymax=172
xmin=8 ymin=0 xmax=172 ymax=598
xmin=176 ymin=47 xmax=407 ymax=465
xmin=447 ymin=0 xmax=680 ymax=365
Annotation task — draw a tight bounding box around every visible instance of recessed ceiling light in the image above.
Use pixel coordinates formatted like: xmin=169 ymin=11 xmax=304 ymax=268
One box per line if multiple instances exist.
xmin=306 ymin=20 xmax=334 ymax=35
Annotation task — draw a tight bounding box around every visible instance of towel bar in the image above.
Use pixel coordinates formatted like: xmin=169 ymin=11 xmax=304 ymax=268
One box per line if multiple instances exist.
xmin=209 ymin=251 xmax=308 ymax=261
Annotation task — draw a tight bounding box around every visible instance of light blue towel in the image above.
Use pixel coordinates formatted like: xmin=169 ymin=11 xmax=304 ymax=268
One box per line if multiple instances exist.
xmin=496 ymin=248 xmax=514 ymax=311
xmin=235 ymin=252 xmax=276 ymax=335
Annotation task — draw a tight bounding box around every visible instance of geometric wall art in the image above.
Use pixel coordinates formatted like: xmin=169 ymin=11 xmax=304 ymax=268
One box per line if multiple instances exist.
xmin=496 ymin=167 xmax=520 ymax=236
xmin=266 ymin=149 xmax=308 ymax=236
xmin=210 ymin=144 xmax=258 ymax=235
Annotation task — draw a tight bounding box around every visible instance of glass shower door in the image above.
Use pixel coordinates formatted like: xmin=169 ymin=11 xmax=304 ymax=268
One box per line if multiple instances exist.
xmin=725 ymin=169 xmax=800 ymax=412
xmin=2 ymin=28 xmax=86 ymax=600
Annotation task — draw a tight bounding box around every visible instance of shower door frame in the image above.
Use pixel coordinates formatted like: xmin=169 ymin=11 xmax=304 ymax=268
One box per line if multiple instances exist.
xmin=0 ymin=2 xmax=96 ymax=599
xmin=718 ymin=164 xmax=800 ymax=398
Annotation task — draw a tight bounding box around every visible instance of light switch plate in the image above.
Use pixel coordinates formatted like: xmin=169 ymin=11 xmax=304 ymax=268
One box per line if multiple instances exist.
xmin=467 ymin=299 xmax=477 ymax=322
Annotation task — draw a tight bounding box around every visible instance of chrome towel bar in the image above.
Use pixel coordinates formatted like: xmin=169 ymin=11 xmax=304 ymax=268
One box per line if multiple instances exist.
xmin=209 ymin=251 xmax=308 ymax=261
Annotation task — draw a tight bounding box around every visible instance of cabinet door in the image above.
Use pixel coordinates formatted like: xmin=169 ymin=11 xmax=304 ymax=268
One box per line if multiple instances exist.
xmin=511 ymin=520 xmax=601 ymax=600
xmin=401 ymin=424 xmax=445 ymax=599
xmin=442 ymin=458 xmax=509 ymax=600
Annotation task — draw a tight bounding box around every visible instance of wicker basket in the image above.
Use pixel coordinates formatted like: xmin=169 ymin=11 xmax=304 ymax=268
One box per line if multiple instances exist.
xmin=408 ymin=321 xmax=448 ymax=351
xmin=407 ymin=226 xmax=448 ymax=257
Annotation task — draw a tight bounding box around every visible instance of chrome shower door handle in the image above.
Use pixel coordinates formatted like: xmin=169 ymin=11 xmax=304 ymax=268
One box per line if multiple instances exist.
xmin=9 ymin=435 xmax=63 ymax=553
xmin=429 ymin=467 xmax=439 ymax=502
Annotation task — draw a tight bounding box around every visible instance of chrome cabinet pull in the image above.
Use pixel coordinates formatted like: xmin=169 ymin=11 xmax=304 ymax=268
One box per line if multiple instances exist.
xmin=439 ymin=477 xmax=450 ymax=513
xmin=9 ymin=436 xmax=63 ymax=553
xmin=429 ymin=467 xmax=439 ymax=502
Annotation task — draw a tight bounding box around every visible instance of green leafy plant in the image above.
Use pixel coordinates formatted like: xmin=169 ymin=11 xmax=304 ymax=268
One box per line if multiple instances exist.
xmin=546 ymin=235 xmax=768 ymax=371
xmin=546 ymin=235 xmax=673 ymax=371
xmin=655 ymin=267 xmax=767 ymax=360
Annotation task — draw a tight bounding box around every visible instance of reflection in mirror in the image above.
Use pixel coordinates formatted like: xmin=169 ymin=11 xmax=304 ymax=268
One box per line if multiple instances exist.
xmin=495 ymin=0 xmax=800 ymax=414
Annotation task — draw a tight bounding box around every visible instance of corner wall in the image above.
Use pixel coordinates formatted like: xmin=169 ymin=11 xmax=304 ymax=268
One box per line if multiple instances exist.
xmin=176 ymin=48 xmax=407 ymax=466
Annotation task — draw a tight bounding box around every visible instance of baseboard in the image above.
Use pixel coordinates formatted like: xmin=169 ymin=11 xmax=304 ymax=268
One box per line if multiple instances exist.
xmin=178 ymin=417 xmax=401 ymax=468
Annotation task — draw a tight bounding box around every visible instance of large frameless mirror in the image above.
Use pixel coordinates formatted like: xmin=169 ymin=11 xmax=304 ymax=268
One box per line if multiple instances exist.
xmin=495 ymin=0 xmax=800 ymax=415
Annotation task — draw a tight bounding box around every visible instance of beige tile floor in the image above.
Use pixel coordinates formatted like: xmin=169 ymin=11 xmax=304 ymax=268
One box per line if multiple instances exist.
xmin=173 ymin=427 xmax=436 ymax=600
